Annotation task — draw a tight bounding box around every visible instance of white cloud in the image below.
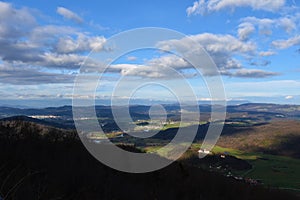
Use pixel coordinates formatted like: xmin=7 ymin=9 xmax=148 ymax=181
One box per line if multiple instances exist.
xmin=186 ymin=0 xmax=206 ymax=16
xmin=240 ymin=16 xmax=298 ymax=37
xmin=106 ymin=63 xmax=167 ymax=79
xmin=259 ymin=51 xmax=276 ymax=57
xmin=241 ymin=17 xmax=274 ymax=36
xmin=0 ymin=1 xmax=109 ymax=78
xmin=57 ymin=7 xmax=83 ymax=24
xmin=117 ymin=64 xmax=170 ymax=78
xmin=278 ymin=17 xmax=297 ymax=33
xmin=224 ymin=69 xmax=278 ymax=78
xmin=285 ymin=95 xmax=294 ymax=99
xmin=157 ymin=33 xmax=256 ymax=72
xmin=39 ymin=53 xmax=103 ymax=70
xmin=272 ymin=35 xmax=300 ymax=49
xmin=0 ymin=1 xmax=36 ymax=38
xmin=55 ymin=34 xmax=106 ymax=53
xmin=146 ymin=55 xmax=191 ymax=70
xmin=106 ymin=56 xmax=191 ymax=79
xmin=237 ymin=22 xmax=255 ymax=41
xmin=189 ymin=33 xmax=256 ymax=54
xmin=0 ymin=1 xmax=282 ymax=85
xmin=187 ymin=0 xmax=286 ymax=16
xmin=0 ymin=23 xmax=106 ymax=69
xmin=30 ymin=25 xmax=76 ymax=42
xmin=100 ymin=33 xmax=276 ymax=79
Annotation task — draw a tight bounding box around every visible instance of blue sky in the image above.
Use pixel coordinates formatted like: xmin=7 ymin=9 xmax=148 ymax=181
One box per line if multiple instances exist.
xmin=0 ymin=0 xmax=300 ymax=106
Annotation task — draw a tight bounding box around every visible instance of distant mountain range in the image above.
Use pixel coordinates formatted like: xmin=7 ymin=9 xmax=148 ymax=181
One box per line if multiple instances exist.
xmin=0 ymin=103 xmax=299 ymax=130
xmin=0 ymin=99 xmax=250 ymax=108
xmin=0 ymin=102 xmax=299 ymax=117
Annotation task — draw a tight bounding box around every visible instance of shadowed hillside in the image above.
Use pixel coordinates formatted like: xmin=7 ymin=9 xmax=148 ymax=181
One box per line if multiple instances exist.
xmin=0 ymin=116 xmax=77 ymax=141
xmin=0 ymin=119 xmax=298 ymax=199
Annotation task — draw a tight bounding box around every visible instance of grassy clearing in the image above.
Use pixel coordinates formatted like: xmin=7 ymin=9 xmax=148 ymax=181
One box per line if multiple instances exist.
xmin=147 ymin=144 xmax=300 ymax=190
xmin=161 ymin=122 xmax=194 ymax=130
xmin=144 ymin=143 xmax=192 ymax=158
xmin=209 ymin=146 xmax=300 ymax=189
xmin=246 ymin=156 xmax=300 ymax=189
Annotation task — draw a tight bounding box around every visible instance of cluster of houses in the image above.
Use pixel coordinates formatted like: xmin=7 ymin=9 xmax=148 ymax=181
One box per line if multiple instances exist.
xmin=198 ymin=148 xmax=262 ymax=186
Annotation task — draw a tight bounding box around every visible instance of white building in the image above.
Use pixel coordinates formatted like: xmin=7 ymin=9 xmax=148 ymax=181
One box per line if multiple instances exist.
xmin=198 ymin=149 xmax=210 ymax=154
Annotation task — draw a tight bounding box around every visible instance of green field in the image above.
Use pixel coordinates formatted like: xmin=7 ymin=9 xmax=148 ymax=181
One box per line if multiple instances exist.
xmin=145 ymin=144 xmax=300 ymax=190
xmin=210 ymin=146 xmax=300 ymax=190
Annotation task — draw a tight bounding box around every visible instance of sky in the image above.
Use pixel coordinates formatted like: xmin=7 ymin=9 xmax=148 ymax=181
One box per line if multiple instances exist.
xmin=0 ymin=0 xmax=300 ymax=106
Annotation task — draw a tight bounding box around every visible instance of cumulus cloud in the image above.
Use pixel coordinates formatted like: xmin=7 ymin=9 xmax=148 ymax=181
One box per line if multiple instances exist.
xmin=0 ymin=1 xmax=36 ymax=39
xmin=29 ymin=25 xmax=76 ymax=43
xmin=0 ymin=1 xmax=109 ymax=85
xmin=146 ymin=55 xmax=191 ymax=70
xmin=241 ymin=17 xmax=274 ymax=36
xmin=186 ymin=0 xmax=206 ymax=16
xmin=278 ymin=17 xmax=297 ymax=33
xmin=38 ymin=53 xmax=92 ymax=69
xmin=238 ymin=22 xmax=255 ymax=41
xmin=187 ymin=0 xmax=286 ymax=16
xmin=272 ymin=35 xmax=300 ymax=49
xmin=104 ymin=33 xmax=277 ymax=79
xmin=107 ymin=61 xmax=198 ymax=79
xmin=153 ymin=33 xmax=280 ymax=78
xmin=190 ymin=33 xmax=256 ymax=54
xmin=111 ymin=64 xmax=171 ymax=78
xmin=0 ymin=1 xmax=281 ymax=85
xmin=0 ymin=29 xmax=105 ymax=70
xmin=157 ymin=33 xmax=256 ymax=72
xmin=95 ymin=56 xmax=192 ymax=79
xmin=56 ymin=7 xmax=83 ymax=24
xmin=55 ymin=34 xmax=106 ymax=53
xmin=238 ymin=15 xmax=298 ymax=38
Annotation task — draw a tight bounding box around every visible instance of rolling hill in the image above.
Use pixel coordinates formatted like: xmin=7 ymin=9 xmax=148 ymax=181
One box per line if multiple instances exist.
xmin=217 ymin=120 xmax=300 ymax=159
